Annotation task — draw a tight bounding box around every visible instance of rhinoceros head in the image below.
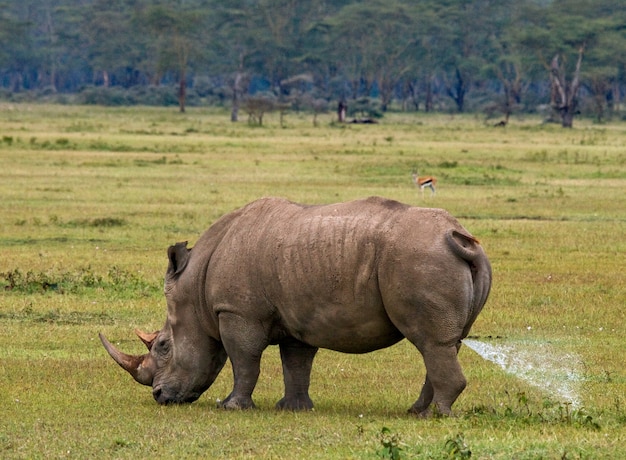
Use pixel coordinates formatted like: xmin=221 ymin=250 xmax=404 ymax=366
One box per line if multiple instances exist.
xmin=100 ymin=242 xmax=228 ymax=404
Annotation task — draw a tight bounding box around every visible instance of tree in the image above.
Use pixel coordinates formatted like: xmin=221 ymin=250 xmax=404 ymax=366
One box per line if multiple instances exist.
xmin=246 ymin=0 xmax=334 ymax=95
xmin=211 ymin=0 xmax=341 ymax=120
xmin=20 ymin=0 xmax=87 ymax=92
xmin=323 ymin=0 xmax=417 ymax=111
xmin=577 ymin=2 xmax=626 ymax=121
xmin=0 ymin=0 xmax=623 ymax=122
xmin=0 ymin=2 xmax=33 ymax=91
xmin=138 ymin=0 xmax=212 ymax=112
xmin=516 ymin=0 xmax=622 ymax=127
xmin=480 ymin=1 xmax=532 ymax=124
xmin=83 ymin=0 xmax=143 ymax=88
xmin=425 ymin=0 xmax=505 ymax=113
xmin=210 ymin=2 xmax=257 ymax=121
xmin=403 ymin=6 xmax=441 ymax=112
xmin=549 ymin=48 xmax=584 ymax=128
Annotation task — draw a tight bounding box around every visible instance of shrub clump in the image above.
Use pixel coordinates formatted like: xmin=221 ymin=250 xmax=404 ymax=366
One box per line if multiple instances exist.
xmin=1 ymin=266 xmax=157 ymax=298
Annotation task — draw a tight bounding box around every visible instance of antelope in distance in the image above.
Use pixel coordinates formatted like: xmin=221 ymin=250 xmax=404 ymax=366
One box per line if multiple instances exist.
xmin=412 ymin=170 xmax=437 ymax=197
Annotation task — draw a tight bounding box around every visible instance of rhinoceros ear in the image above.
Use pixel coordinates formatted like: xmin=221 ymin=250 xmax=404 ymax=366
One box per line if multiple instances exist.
xmin=167 ymin=241 xmax=191 ymax=276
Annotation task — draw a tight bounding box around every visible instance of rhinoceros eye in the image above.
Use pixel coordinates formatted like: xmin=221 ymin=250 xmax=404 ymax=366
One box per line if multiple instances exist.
xmin=155 ymin=339 xmax=170 ymax=354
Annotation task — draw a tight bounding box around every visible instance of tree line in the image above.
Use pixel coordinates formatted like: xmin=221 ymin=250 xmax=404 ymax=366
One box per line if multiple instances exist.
xmin=1 ymin=0 xmax=624 ymax=127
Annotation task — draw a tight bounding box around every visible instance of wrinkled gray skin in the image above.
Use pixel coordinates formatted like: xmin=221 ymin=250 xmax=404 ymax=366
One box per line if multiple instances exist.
xmin=100 ymin=196 xmax=491 ymax=417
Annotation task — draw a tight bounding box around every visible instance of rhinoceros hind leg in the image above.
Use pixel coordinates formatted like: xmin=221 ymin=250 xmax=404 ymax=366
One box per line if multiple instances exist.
xmin=276 ymin=339 xmax=318 ymax=411
xmin=409 ymin=344 xmax=466 ymax=417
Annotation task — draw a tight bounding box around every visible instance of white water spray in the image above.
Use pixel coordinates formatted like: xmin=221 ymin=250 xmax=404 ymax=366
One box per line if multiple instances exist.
xmin=463 ymin=339 xmax=583 ymax=407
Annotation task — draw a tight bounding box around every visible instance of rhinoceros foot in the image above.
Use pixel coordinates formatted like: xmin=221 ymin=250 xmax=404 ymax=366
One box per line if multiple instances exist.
xmin=408 ymin=402 xmax=450 ymax=418
xmin=275 ymin=395 xmax=314 ymax=411
xmin=218 ymin=394 xmax=256 ymax=410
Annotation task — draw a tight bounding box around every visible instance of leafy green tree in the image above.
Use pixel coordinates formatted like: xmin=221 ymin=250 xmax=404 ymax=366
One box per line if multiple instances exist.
xmin=323 ymin=0 xmax=417 ymax=111
xmin=479 ymin=1 xmax=533 ymax=124
xmin=210 ymin=1 xmax=263 ymax=121
xmin=0 ymin=0 xmax=623 ymax=122
xmin=137 ymin=0 xmax=212 ymax=112
xmin=31 ymin=1 xmax=90 ymax=92
xmin=245 ymin=0 xmax=334 ymax=94
xmin=83 ymin=0 xmax=143 ymax=88
xmin=429 ymin=0 xmax=518 ymax=113
xmin=211 ymin=0 xmax=340 ymax=119
xmin=403 ymin=6 xmax=441 ymax=112
xmin=576 ymin=2 xmax=626 ymax=121
xmin=0 ymin=2 xmax=33 ymax=91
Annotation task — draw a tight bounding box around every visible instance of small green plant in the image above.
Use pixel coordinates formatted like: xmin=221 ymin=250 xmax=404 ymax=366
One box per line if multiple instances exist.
xmin=377 ymin=427 xmax=403 ymax=460
xmin=503 ymin=391 xmax=532 ymax=417
xmin=444 ymin=433 xmax=471 ymax=459
xmin=559 ymin=404 xmax=601 ymax=430
xmin=90 ymin=217 xmax=126 ymax=227
xmin=112 ymin=438 xmax=137 ymax=450
xmin=65 ymin=216 xmax=126 ymax=228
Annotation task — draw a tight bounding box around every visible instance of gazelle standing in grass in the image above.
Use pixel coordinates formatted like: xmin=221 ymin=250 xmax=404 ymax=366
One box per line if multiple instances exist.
xmin=412 ymin=170 xmax=437 ymax=197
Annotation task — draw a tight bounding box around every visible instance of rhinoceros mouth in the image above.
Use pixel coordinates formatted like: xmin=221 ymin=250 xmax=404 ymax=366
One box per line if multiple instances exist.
xmin=153 ymin=386 xmax=200 ymax=405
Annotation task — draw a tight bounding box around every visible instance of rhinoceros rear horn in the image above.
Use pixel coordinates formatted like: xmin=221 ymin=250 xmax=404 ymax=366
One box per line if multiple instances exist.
xmin=99 ymin=333 xmax=155 ymax=386
xmin=135 ymin=329 xmax=159 ymax=351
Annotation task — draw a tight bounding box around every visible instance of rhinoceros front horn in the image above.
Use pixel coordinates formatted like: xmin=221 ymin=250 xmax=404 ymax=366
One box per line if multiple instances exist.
xmin=99 ymin=333 xmax=155 ymax=386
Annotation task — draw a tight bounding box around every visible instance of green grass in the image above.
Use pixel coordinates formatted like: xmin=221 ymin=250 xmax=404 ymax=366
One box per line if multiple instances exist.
xmin=1 ymin=104 xmax=625 ymax=458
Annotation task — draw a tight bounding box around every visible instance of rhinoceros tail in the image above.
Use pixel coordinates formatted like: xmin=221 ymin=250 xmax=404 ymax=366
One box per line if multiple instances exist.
xmin=445 ymin=230 xmax=481 ymax=261
xmin=445 ymin=229 xmax=492 ymax=336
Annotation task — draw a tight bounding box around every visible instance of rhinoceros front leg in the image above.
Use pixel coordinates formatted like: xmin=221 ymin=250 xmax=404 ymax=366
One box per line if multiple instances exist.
xmin=409 ymin=343 xmax=466 ymax=417
xmin=276 ymin=339 xmax=318 ymax=411
xmin=217 ymin=312 xmax=269 ymax=410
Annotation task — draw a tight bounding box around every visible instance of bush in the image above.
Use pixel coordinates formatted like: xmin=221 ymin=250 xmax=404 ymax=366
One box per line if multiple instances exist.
xmin=78 ymin=86 xmax=131 ymax=106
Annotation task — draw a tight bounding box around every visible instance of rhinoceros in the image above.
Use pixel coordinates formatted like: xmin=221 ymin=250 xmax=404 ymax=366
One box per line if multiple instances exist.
xmin=100 ymin=196 xmax=491 ymax=416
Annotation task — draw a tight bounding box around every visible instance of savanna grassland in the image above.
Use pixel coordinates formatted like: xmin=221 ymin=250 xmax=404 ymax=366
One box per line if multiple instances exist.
xmin=0 ymin=104 xmax=624 ymax=459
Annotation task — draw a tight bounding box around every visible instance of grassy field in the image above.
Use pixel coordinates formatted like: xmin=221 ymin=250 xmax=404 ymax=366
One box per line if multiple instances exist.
xmin=0 ymin=104 xmax=624 ymax=459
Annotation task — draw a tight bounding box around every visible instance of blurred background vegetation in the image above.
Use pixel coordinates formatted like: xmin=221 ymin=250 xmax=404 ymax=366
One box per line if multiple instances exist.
xmin=0 ymin=0 xmax=625 ymax=127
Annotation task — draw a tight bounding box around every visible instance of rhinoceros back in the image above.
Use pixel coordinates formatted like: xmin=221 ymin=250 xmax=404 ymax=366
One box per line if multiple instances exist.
xmin=203 ymin=197 xmax=485 ymax=352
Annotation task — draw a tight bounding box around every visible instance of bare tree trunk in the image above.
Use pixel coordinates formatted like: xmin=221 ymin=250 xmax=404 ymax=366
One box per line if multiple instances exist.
xmin=231 ymin=50 xmax=248 ymax=122
xmin=550 ymin=47 xmax=584 ymax=128
xmin=405 ymin=80 xmax=419 ymax=111
xmin=444 ymin=68 xmax=467 ymax=112
xmin=611 ymin=81 xmax=621 ymax=115
xmin=231 ymin=72 xmax=243 ymax=122
xmin=337 ymin=99 xmax=347 ymax=122
xmin=493 ymin=61 xmax=524 ymax=126
xmin=425 ymin=78 xmax=433 ymax=112
xmin=350 ymin=78 xmax=359 ymax=100
xmin=44 ymin=6 xmax=58 ymax=92
xmin=379 ymin=74 xmax=395 ymax=112
xmin=11 ymin=73 xmax=23 ymax=92
xmin=173 ymin=34 xmax=190 ymax=113
xmin=588 ymin=77 xmax=610 ymax=123
xmin=178 ymin=71 xmax=186 ymax=113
